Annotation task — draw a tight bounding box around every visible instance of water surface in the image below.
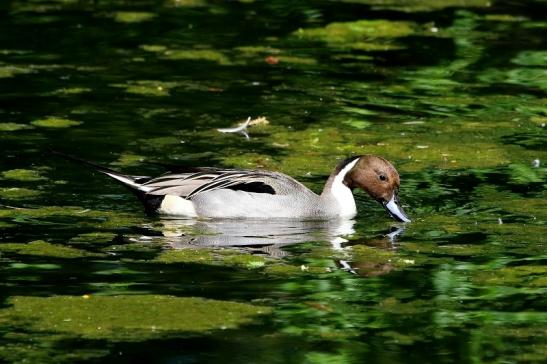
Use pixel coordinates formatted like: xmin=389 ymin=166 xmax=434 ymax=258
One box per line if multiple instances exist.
xmin=0 ymin=0 xmax=545 ymax=363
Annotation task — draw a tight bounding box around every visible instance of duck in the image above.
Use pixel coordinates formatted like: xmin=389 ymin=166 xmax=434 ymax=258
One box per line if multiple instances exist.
xmin=53 ymin=152 xmax=410 ymax=222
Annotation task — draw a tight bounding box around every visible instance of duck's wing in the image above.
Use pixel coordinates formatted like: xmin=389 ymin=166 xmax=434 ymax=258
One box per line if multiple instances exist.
xmin=141 ymin=168 xmax=310 ymax=198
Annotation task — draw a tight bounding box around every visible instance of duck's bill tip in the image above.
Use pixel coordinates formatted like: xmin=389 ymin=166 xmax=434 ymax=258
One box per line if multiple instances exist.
xmin=384 ymin=195 xmax=411 ymax=223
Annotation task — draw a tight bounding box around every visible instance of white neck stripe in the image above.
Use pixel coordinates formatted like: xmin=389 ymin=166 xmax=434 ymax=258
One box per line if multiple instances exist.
xmin=332 ymin=158 xmax=359 ymax=189
xmin=329 ymin=158 xmax=359 ymax=217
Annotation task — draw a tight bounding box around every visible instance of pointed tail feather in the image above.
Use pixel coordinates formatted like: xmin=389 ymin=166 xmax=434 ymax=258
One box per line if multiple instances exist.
xmin=50 ymin=150 xmax=152 ymax=192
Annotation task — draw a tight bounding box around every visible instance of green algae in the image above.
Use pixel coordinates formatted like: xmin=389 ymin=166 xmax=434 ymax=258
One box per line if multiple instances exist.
xmin=0 ymin=123 xmax=33 ymax=131
xmin=0 ymin=64 xmax=35 ymax=78
xmin=293 ymin=19 xmax=416 ymax=52
xmin=112 ymin=11 xmax=156 ymax=24
xmin=139 ymin=44 xmax=168 ymax=53
xmin=154 ymin=248 xmax=215 ymax=264
xmin=162 ymin=49 xmax=232 ymax=65
xmin=164 ymin=0 xmax=208 ymax=7
xmin=341 ymin=0 xmax=490 ymax=12
xmin=31 ymin=117 xmax=82 ymax=128
xmin=9 ymin=263 xmax=61 ymax=270
xmin=0 ymin=187 xmax=42 ymax=200
xmin=474 ymin=186 xmax=547 ymax=220
xmin=275 ymin=55 xmax=317 ymax=66
xmin=112 ymin=80 xmax=179 ymax=97
xmin=0 ymin=3 xmax=546 ymax=363
xmin=232 ymin=46 xmax=317 ymax=66
xmin=342 ymin=119 xmax=372 ymax=130
xmin=234 ymin=45 xmax=281 ymax=55
xmin=295 ymin=20 xmax=416 ymax=42
xmin=218 ymin=252 xmax=267 ymax=269
xmin=50 ymin=87 xmax=92 ymax=95
xmin=154 ymin=248 xmax=268 ymax=270
xmin=1 ymin=169 xmax=45 ymax=182
xmin=0 ymin=295 xmax=270 ymax=341
xmin=137 ymin=136 xmax=182 ymax=150
xmin=472 ymin=265 xmax=547 ymax=288
xmin=150 ymin=241 xmax=331 ymax=275
xmin=263 ymin=263 xmax=328 ymax=276
xmin=220 ymin=102 xmax=543 ymax=174
xmin=0 ymin=240 xmax=100 ymax=259
xmin=484 ymin=14 xmax=528 ymax=22
xmin=111 ymin=153 xmax=146 ymax=167
xmin=0 ymin=206 xmax=142 ymax=229
xmin=69 ymin=232 xmax=117 ymax=246
xmin=349 ymin=244 xmax=417 ymax=274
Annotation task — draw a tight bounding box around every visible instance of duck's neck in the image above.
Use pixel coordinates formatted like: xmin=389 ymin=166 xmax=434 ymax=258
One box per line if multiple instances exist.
xmin=321 ymin=159 xmax=359 ymax=217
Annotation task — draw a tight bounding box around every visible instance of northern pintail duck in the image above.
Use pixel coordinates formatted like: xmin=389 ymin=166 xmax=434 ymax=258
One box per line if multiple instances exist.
xmin=55 ymin=153 xmax=410 ymax=222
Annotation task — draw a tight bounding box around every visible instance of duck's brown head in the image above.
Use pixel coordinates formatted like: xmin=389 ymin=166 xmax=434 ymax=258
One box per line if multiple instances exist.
xmin=342 ymin=155 xmax=410 ymax=222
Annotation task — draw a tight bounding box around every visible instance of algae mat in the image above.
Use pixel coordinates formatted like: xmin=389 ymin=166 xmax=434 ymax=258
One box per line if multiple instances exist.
xmin=0 ymin=295 xmax=270 ymax=341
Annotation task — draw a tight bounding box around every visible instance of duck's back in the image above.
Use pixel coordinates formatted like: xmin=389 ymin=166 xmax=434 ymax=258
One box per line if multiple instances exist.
xmin=143 ymin=168 xmax=325 ymax=218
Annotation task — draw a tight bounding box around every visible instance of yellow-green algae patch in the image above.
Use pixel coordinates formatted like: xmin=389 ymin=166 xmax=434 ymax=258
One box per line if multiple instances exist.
xmin=0 ymin=123 xmax=33 ymax=131
xmin=0 ymin=240 xmax=101 ymax=259
xmin=154 ymin=248 xmax=268 ymax=270
xmin=1 ymin=169 xmax=45 ymax=182
xmin=111 ymin=153 xmax=146 ymax=167
xmin=139 ymin=44 xmax=168 ymax=53
xmin=0 ymin=187 xmax=42 ymax=199
xmin=154 ymin=248 xmax=215 ymax=264
xmin=0 ymin=65 xmax=35 ymax=78
xmin=349 ymin=244 xmax=419 ymax=271
xmin=472 ymin=265 xmax=547 ymax=288
xmin=162 ymin=49 xmax=232 ymax=65
xmin=69 ymin=232 xmax=117 ymax=246
xmin=218 ymin=251 xmax=267 ymax=269
xmin=31 ymin=117 xmax=82 ymax=128
xmin=164 ymin=0 xmax=208 ymax=7
xmin=0 ymin=206 xmax=142 ymax=229
xmin=341 ymin=0 xmax=490 ymax=12
xmin=0 ymin=295 xmax=270 ymax=341
xmin=220 ymin=112 xmax=539 ymax=175
xmin=262 ymin=263 xmax=328 ymax=276
xmin=475 ymin=186 xmax=547 ymax=220
xmin=149 ymin=247 xmax=331 ymax=276
xmin=112 ymin=11 xmax=156 ymax=23
xmin=50 ymin=87 xmax=92 ymax=95
xmin=293 ymin=19 xmax=416 ymax=51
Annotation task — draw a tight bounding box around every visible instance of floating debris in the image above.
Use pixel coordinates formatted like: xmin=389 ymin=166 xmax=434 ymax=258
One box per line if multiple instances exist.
xmin=217 ymin=117 xmax=251 ymax=139
xmin=216 ymin=116 xmax=270 ymax=139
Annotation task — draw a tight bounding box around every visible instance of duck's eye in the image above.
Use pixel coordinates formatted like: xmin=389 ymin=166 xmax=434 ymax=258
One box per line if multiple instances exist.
xmin=379 ymin=174 xmax=387 ymax=182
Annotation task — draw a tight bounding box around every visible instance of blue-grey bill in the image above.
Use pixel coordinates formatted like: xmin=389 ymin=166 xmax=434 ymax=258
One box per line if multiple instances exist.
xmin=384 ymin=194 xmax=411 ymax=223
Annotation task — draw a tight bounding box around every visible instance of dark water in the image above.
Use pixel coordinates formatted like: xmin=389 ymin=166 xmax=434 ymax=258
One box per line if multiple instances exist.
xmin=0 ymin=0 xmax=546 ymax=363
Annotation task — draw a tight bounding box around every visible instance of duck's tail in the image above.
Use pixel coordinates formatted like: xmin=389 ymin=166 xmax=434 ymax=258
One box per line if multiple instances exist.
xmin=49 ymin=150 xmax=151 ymax=192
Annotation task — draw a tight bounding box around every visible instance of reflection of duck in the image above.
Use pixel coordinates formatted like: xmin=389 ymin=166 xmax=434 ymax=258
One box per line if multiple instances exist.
xmin=157 ymin=218 xmax=356 ymax=248
xmin=125 ymin=218 xmax=357 ymax=259
xmin=55 ymin=152 xmax=410 ymax=222
xmin=338 ymin=226 xmax=405 ymax=276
